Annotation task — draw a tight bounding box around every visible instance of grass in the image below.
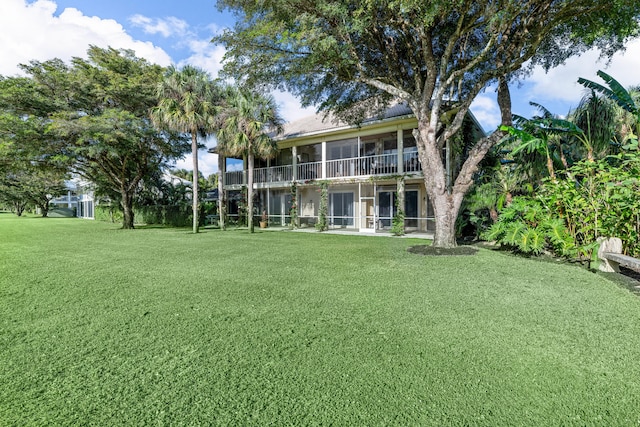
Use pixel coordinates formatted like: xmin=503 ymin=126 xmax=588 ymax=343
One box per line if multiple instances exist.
xmin=2 ymin=215 xmax=640 ymax=425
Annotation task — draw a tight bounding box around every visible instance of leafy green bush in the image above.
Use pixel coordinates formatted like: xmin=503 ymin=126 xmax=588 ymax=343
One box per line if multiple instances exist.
xmin=391 ymin=210 xmax=405 ymax=236
xmin=134 ymin=205 xmax=191 ymax=227
xmin=95 ymin=205 xmax=123 ymax=223
xmin=483 ymin=197 xmax=575 ymax=256
xmin=485 ymin=151 xmax=640 ymax=258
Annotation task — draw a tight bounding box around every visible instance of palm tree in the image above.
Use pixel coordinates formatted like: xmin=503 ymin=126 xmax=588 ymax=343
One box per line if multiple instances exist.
xmin=217 ymin=88 xmax=283 ymax=233
xmin=151 ymin=65 xmax=220 ymax=233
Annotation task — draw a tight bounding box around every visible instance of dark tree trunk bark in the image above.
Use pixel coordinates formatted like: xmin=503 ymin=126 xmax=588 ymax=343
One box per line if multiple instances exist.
xmin=40 ymin=203 xmax=49 ymax=218
xmin=430 ymin=191 xmax=465 ymax=248
xmin=121 ymin=192 xmax=135 ymax=229
xmin=410 ymin=79 xmax=512 ymax=248
xmin=14 ymin=201 xmax=26 ymax=217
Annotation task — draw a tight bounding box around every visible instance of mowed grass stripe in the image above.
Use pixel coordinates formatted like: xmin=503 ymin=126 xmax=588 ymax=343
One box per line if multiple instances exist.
xmin=1 ymin=215 xmax=640 ymax=425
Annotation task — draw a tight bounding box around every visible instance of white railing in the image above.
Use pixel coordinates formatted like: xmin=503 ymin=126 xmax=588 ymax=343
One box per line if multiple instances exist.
xmin=225 ymin=153 xmax=419 ymax=186
xmin=327 ymin=158 xmax=358 ymax=178
xmin=253 ymin=167 xmax=268 ymax=183
xmin=269 ymin=165 xmax=293 ymax=182
xmin=403 ymin=152 xmax=421 ymax=173
xmin=297 ymin=161 xmax=321 ymax=180
xmin=359 ymin=153 xmax=398 ymax=175
xmin=225 ymin=170 xmax=243 ymax=186
xmin=254 ymin=165 xmax=294 ymax=183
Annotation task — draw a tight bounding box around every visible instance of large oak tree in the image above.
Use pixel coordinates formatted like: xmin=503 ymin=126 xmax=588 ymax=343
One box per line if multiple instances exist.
xmin=31 ymin=47 xmax=190 ymax=229
xmin=0 ymin=76 xmax=70 ymax=217
xmin=214 ymin=0 xmax=640 ymax=247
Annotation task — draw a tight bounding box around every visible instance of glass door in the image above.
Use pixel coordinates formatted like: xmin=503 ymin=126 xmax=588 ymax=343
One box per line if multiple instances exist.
xmin=405 ymin=190 xmax=419 ymax=229
xmin=378 ymin=191 xmax=396 ymax=229
xmin=330 ymin=192 xmax=354 ymax=226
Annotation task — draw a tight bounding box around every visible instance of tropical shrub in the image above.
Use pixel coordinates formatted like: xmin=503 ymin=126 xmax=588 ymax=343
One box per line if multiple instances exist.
xmin=486 ymin=151 xmax=640 ymax=258
xmin=483 ymin=196 xmax=575 ymax=256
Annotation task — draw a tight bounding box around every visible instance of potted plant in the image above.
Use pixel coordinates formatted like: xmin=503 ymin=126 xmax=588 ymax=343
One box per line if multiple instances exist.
xmin=260 ymin=210 xmax=268 ymax=228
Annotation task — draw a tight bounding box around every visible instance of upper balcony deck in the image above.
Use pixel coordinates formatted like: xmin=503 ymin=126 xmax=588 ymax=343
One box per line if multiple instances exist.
xmin=224 ymin=151 xmax=422 ymax=188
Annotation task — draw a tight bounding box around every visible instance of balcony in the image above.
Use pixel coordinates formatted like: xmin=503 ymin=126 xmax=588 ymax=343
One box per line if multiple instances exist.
xmin=224 ymin=153 xmax=421 ymax=187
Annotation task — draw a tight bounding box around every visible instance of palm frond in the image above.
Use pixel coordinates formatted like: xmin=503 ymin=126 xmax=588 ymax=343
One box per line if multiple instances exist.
xmin=578 ymin=71 xmax=638 ymax=114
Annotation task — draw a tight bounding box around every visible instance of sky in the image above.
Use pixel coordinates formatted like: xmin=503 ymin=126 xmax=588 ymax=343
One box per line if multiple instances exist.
xmin=2 ymin=0 xmax=640 ymax=177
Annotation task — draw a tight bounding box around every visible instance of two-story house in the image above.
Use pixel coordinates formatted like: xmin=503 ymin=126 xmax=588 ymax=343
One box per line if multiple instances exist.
xmin=216 ymin=103 xmax=485 ymax=234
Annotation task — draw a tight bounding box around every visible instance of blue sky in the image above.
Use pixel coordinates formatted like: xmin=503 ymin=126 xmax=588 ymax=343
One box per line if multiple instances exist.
xmin=2 ymin=0 xmax=640 ymax=176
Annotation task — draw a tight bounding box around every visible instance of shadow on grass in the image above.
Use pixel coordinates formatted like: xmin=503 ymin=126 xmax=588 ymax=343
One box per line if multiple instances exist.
xmin=407 ymin=245 xmax=478 ymax=256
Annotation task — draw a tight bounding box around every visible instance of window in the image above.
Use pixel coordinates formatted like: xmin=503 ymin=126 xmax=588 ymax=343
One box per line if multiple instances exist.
xmin=327 ymin=138 xmax=357 ymax=160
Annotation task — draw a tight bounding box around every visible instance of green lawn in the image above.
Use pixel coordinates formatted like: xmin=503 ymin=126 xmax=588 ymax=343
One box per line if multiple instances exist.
xmin=2 ymin=215 xmax=640 ymax=425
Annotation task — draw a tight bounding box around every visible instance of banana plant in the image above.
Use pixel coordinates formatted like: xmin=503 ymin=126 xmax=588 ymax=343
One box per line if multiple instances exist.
xmin=578 ymin=70 xmax=639 ymax=151
xmin=499 ymin=102 xmax=584 ymax=181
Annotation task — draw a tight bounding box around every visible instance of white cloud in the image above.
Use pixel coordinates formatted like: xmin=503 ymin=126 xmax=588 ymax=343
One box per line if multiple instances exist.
xmin=0 ymin=0 xmax=171 ymax=76
xmin=178 ymin=39 xmax=227 ymax=78
xmin=272 ymin=90 xmax=316 ymax=123
xmin=468 ymin=37 xmax=640 ymax=130
xmin=173 ymin=150 xmax=218 ymax=177
xmin=172 ymin=135 xmax=219 ymax=177
xmin=129 ymin=15 xmax=189 ymax=38
xmin=470 ymin=92 xmax=500 ymax=132
xmin=525 ymin=38 xmax=640 ymax=105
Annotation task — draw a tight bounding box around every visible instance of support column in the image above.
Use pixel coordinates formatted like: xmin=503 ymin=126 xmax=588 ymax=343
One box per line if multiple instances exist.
xmin=292 ymin=146 xmax=298 ymax=181
xmin=397 ymin=128 xmax=403 ymax=173
xmin=321 ymin=141 xmax=327 ymax=179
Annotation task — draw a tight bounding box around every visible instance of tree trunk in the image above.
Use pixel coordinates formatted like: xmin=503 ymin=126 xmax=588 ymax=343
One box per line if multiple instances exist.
xmin=121 ymin=192 xmax=135 ymax=229
xmin=14 ymin=201 xmax=26 ymax=216
xmin=430 ymin=190 xmax=465 ymax=248
xmin=415 ymin=113 xmax=504 ymax=248
xmin=412 ymin=79 xmax=511 ymax=248
xmin=40 ymin=202 xmax=49 ymax=218
xmin=247 ymin=149 xmax=254 ymax=233
xmin=217 ymin=153 xmax=226 ymax=230
xmin=191 ymin=132 xmax=199 ymax=234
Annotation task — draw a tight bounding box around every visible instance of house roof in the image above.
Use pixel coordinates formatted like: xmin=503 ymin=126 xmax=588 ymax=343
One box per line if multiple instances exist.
xmin=278 ymin=103 xmax=415 ymax=140
xmin=209 ymin=101 xmax=486 ymax=152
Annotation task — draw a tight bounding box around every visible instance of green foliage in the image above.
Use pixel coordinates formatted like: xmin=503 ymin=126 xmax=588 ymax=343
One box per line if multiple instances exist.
xmin=578 ymin=70 xmax=640 ymax=151
xmin=94 ymin=204 xmax=123 ymax=223
xmin=578 ymin=71 xmax=639 ymax=116
xmin=152 ymin=65 xmax=222 ymax=233
xmin=135 ymin=205 xmax=192 ymax=227
xmin=216 ymin=87 xmax=283 ymax=233
xmin=237 ymin=186 xmax=248 ymax=226
xmin=391 ymin=194 xmax=405 ymax=236
xmin=315 ymin=181 xmax=328 ymax=231
xmin=486 ymin=152 xmax=640 ymax=258
xmin=484 ymin=197 xmax=575 ymax=256
xmin=13 ymin=47 xmax=191 ymax=229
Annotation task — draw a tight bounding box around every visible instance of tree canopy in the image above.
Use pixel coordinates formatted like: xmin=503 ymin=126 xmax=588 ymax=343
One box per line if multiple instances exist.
xmin=0 ymin=75 xmax=70 ymax=216
xmin=20 ymin=46 xmax=191 ymax=228
xmin=214 ymin=0 xmax=640 ymax=247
